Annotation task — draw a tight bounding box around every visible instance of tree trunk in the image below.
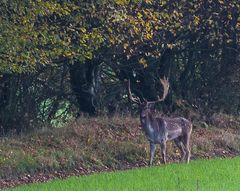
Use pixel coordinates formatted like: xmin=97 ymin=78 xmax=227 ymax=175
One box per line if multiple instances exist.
xmin=69 ymin=59 xmax=99 ymax=116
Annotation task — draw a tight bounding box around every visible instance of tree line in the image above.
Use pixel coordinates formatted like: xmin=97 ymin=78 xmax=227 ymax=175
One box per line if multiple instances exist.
xmin=0 ymin=0 xmax=239 ymax=134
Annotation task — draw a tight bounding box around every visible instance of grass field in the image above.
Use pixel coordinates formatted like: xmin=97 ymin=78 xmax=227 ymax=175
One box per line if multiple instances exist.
xmin=7 ymin=157 xmax=240 ymax=191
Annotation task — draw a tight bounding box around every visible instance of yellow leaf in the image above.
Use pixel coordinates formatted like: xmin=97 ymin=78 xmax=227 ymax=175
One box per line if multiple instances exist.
xmin=137 ymin=12 xmax=143 ymax=18
xmin=123 ymin=43 xmax=129 ymax=49
xmin=139 ymin=57 xmax=147 ymax=68
xmin=108 ymin=28 xmax=113 ymax=33
xmin=145 ymin=0 xmax=153 ymax=4
xmin=80 ymin=27 xmax=86 ymax=33
xmin=145 ymin=33 xmax=153 ymax=40
xmin=218 ymin=0 xmax=224 ymax=4
xmin=167 ymin=43 xmax=174 ymax=49
xmin=193 ymin=15 xmax=200 ymax=26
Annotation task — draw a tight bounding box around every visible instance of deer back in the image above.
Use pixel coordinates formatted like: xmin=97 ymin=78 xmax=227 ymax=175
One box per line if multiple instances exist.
xmin=162 ymin=117 xmax=192 ymax=140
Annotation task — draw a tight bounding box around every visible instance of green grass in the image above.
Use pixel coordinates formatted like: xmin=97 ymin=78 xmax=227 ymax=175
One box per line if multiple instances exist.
xmin=7 ymin=157 xmax=240 ymax=191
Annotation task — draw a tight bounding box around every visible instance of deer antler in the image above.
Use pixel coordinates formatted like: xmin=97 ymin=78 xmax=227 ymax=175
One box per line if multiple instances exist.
xmin=159 ymin=76 xmax=169 ymax=101
xmin=147 ymin=76 xmax=169 ymax=104
xmin=127 ymin=80 xmax=142 ymax=104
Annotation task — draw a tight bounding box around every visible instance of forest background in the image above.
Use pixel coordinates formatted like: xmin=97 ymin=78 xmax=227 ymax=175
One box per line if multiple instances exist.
xmin=0 ymin=0 xmax=239 ymax=134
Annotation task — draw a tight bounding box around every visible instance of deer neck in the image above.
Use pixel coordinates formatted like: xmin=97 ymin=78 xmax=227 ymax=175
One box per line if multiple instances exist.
xmin=140 ymin=112 xmax=155 ymax=136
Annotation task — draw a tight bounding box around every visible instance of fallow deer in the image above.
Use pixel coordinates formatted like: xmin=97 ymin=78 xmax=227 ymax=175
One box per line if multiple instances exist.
xmin=127 ymin=78 xmax=192 ymax=165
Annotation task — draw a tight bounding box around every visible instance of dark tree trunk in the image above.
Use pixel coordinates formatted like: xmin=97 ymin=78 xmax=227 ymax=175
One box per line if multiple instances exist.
xmin=0 ymin=74 xmax=11 ymax=134
xmin=69 ymin=59 xmax=99 ymax=116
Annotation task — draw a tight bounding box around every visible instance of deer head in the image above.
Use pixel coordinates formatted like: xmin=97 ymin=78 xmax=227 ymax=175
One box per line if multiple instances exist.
xmin=127 ymin=77 xmax=169 ymax=119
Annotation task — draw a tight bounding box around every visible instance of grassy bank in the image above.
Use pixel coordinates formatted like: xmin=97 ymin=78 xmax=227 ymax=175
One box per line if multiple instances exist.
xmin=0 ymin=117 xmax=143 ymax=178
xmin=0 ymin=115 xmax=240 ymax=189
xmin=7 ymin=157 xmax=240 ymax=191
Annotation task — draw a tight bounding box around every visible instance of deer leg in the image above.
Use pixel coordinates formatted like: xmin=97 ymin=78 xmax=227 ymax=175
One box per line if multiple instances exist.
xmin=160 ymin=141 xmax=167 ymax=164
xmin=186 ymin=135 xmax=191 ymax=164
xmin=149 ymin=142 xmax=156 ymax=166
xmin=174 ymin=138 xmax=186 ymax=162
xmin=183 ymin=134 xmax=191 ymax=164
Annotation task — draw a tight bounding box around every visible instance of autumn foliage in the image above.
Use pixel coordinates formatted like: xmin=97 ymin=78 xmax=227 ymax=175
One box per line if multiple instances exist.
xmin=0 ymin=0 xmax=239 ymax=132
